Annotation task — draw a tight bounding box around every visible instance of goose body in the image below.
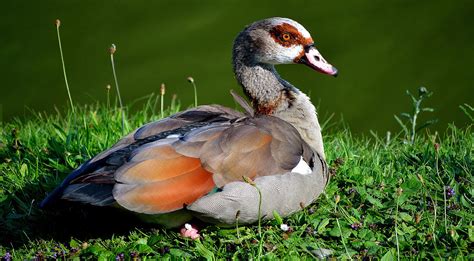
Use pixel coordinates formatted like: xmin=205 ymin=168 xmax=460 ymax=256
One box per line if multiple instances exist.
xmin=41 ymin=17 xmax=337 ymax=226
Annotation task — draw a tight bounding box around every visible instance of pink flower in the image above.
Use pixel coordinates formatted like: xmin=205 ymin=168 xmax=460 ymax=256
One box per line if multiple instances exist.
xmin=180 ymin=223 xmax=200 ymax=240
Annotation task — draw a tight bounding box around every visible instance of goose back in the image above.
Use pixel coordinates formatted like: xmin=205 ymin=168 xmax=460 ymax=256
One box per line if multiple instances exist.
xmin=41 ymin=104 xmax=318 ymax=218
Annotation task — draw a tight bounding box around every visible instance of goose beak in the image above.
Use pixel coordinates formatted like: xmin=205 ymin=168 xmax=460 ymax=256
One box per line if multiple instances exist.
xmin=296 ymin=45 xmax=338 ymax=77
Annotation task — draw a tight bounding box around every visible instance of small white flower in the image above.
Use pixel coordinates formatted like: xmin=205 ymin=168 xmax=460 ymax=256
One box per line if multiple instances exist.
xmin=280 ymin=224 xmax=289 ymax=232
xmin=184 ymin=223 xmax=192 ymax=230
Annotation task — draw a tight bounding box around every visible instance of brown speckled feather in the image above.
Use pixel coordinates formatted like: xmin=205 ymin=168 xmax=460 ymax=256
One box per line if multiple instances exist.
xmin=174 ymin=116 xmax=312 ymax=187
xmin=112 ymin=115 xmax=312 ymax=214
xmin=40 ymin=105 xmax=244 ymax=208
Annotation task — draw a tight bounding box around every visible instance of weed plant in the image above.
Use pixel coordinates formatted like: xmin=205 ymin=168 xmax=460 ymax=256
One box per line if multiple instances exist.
xmin=0 ymin=19 xmax=472 ymax=260
xmin=0 ymin=94 xmax=472 ymax=259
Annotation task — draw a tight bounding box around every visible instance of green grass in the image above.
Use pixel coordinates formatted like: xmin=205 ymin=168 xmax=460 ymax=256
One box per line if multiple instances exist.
xmin=0 ymin=95 xmax=472 ymax=260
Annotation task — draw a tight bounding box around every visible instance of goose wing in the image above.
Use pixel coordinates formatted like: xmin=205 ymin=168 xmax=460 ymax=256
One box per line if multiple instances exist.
xmin=41 ymin=108 xmax=314 ymax=216
xmin=40 ymin=105 xmax=243 ymax=207
xmin=112 ymin=115 xmax=313 ymax=214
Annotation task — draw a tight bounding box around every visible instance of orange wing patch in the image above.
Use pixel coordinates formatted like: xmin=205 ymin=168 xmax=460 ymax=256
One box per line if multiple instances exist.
xmin=113 ymin=141 xmax=216 ymax=214
xmin=115 ymin=144 xmax=203 ymax=184
xmin=114 ymin=164 xmax=214 ymax=214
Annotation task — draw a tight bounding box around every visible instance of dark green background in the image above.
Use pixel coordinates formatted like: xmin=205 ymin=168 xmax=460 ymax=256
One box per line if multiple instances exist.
xmin=1 ymin=0 xmax=473 ymax=133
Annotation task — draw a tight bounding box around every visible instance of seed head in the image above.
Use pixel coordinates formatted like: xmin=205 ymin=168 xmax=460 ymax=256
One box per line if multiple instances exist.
xmin=418 ymin=86 xmax=428 ymax=96
xmin=242 ymin=176 xmax=256 ymax=186
xmin=396 ymin=187 xmax=403 ymax=196
xmin=434 ymin=143 xmax=440 ymax=152
xmin=106 ymin=84 xmax=111 ymax=90
xmin=380 ymin=181 xmax=386 ymax=190
xmin=55 ymin=19 xmax=61 ymax=28
xmin=417 ymin=174 xmax=425 ymax=185
xmin=109 ymin=44 xmax=117 ymax=54
xmin=335 ymin=195 xmax=340 ymax=204
xmin=160 ymin=83 xmax=166 ymax=96
xmin=187 ymin=76 xmax=194 ymax=84
xmin=396 ymin=187 xmax=404 ymax=196
xmin=450 ymin=229 xmax=455 ymax=237
xmin=415 ymin=213 xmax=421 ymax=224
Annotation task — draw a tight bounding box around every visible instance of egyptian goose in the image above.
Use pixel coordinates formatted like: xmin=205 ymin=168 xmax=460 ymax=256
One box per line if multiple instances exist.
xmin=41 ymin=17 xmax=337 ymax=227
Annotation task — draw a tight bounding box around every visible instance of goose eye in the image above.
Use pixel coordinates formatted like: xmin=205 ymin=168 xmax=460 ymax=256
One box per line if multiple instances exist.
xmin=281 ymin=33 xmax=291 ymax=41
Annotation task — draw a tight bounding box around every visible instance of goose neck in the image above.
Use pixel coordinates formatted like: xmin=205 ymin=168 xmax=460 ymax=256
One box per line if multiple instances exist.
xmin=233 ymin=61 xmax=285 ymax=113
xmin=232 ymin=58 xmax=325 ymax=158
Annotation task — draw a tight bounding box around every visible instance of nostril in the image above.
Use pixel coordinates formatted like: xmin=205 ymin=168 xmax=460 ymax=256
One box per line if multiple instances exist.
xmin=314 ymin=56 xmax=320 ymax=62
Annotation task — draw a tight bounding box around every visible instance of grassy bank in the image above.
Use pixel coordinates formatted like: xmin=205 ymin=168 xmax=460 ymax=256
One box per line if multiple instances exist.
xmin=0 ymin=96 xmax=472 ymax=260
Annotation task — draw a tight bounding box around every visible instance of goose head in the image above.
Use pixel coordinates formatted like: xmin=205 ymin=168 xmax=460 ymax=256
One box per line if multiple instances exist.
xmin=233 ymin=17 xmax=338 ymax=76
xmin=232 ymin=17 xmax=335 ymax=158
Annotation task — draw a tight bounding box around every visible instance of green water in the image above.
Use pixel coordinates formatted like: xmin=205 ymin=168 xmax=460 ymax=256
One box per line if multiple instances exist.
xmin=1 ymin=0 xmax=473 ymax=133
